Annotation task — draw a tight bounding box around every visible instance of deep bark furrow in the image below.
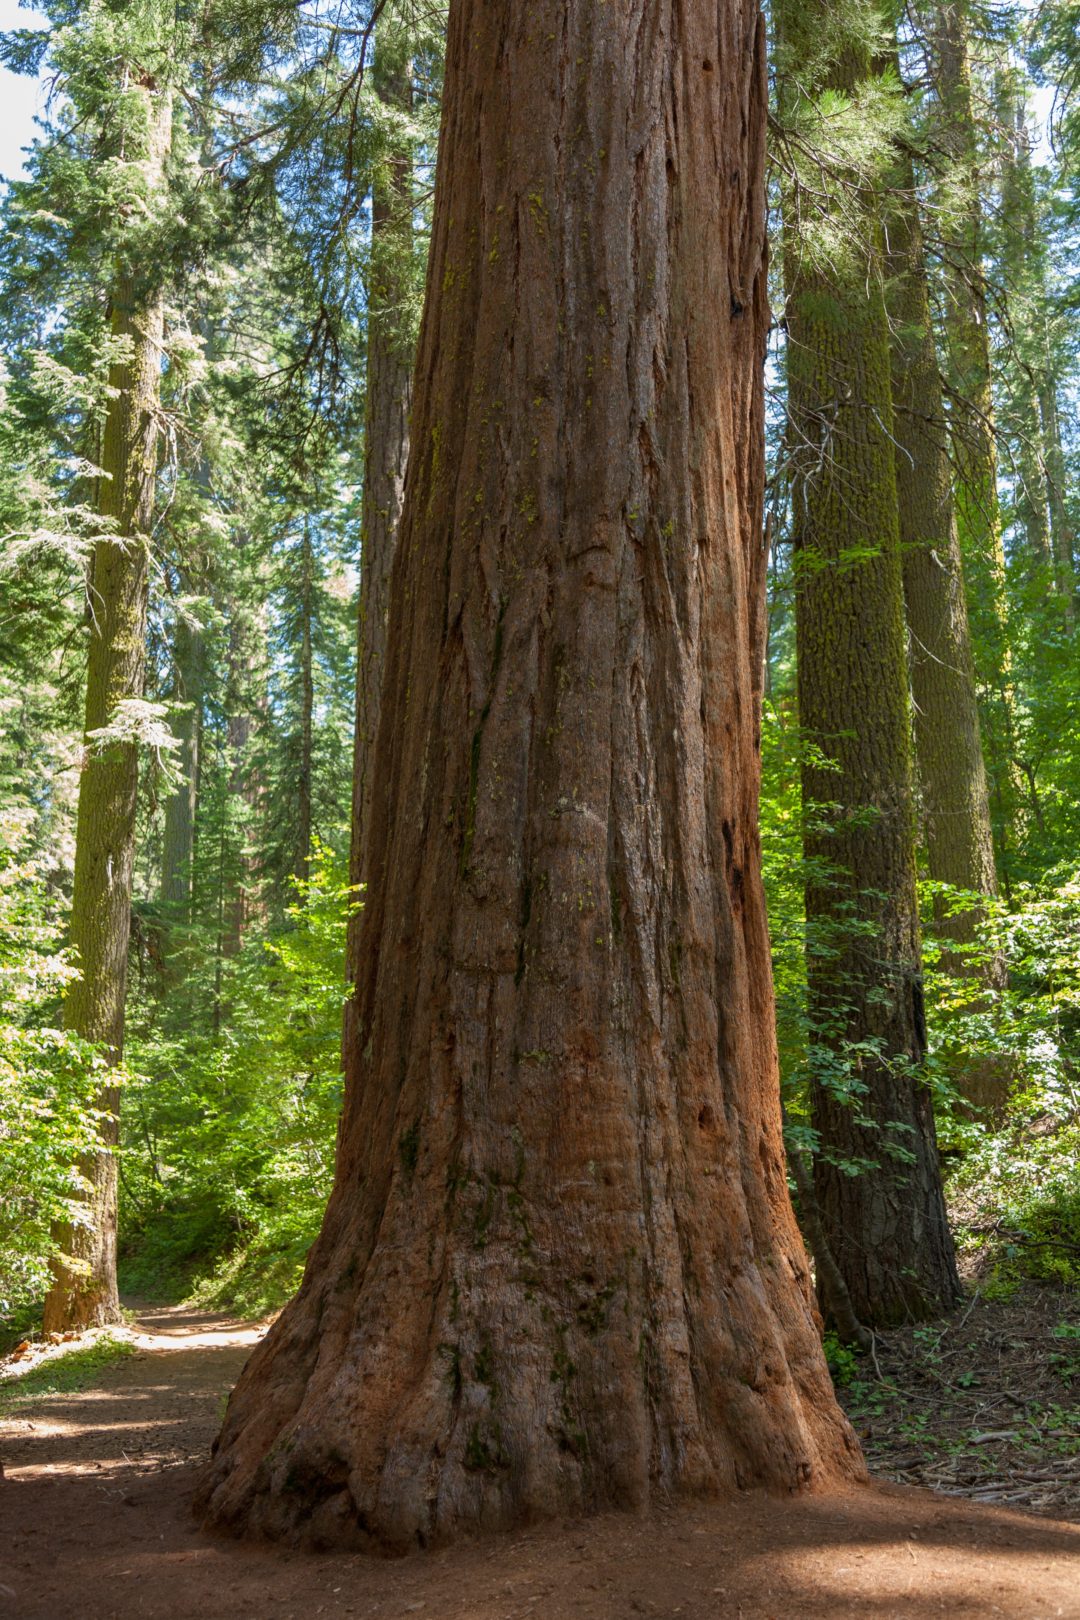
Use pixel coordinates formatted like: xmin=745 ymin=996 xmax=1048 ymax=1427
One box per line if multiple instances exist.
xmin=198 ymin=0 xmax=859 ymax=1550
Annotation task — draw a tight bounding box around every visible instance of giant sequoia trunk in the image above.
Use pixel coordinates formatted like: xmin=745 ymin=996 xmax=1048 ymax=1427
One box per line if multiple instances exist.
xmin=196 ymin=0 xmax=861 ymax=1549
xmin=43 ymin=84 xmax=173 ymax=1334
xmin=346 ymin=31 xmax=414 ymax=986
xmin=777 ymin=21 xmax=960 ymax=1326
xmin=883 ymin=131 xmax=1006 ymax=1117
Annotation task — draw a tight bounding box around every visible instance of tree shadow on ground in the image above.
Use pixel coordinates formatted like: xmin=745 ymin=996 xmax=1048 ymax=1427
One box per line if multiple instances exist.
xmin=3 ymin=1463 xmax=1079 ymax=1620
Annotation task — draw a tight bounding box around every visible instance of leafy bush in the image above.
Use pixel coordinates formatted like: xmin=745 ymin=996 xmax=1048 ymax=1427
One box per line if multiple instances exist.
xmin=119 ymin=842 xmax=356 ymax=1314
xmin=920 ymin=872 xmax=1080 ymax=1288
xmin=762 ymin=698 xmax=1080 ymax=1294
xmin=0 ymin=808 xmax=107 ymax=1326
xmin=949 ymin=1116 xmax=1080 ymax=1290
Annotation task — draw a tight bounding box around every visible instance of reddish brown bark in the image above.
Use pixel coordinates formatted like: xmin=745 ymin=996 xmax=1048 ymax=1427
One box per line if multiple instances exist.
xmin=196 ymin=0 xmax=861 ymax=1550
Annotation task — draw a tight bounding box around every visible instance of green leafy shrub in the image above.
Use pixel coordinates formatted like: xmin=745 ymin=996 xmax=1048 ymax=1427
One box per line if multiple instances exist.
xmin=922 ymin=872 xmax=1080 ymax=1287
xmin=0 ymin=808 xmax=107 ymax=1326
xmin=119 ymin=842 xmax=357 ymax=1314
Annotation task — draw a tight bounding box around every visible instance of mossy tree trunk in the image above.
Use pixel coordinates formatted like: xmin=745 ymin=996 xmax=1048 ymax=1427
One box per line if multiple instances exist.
xmin=196 ymin=0 xmax=862 ymax=1551
xmin=43 ymin=83 xmax=173 ymax=1334
xmin=883 ymin=114 xmax=1006 ymax=1118
xmin=929 ymin=2 xmax=1019 ymax=867
xmin=998 ymin=71 xmax=1072 ymax=616
xmin=777 ymin=13 xmax=961 ymax=1326
xmin=346 ymin=31 xmax=415 ymax=988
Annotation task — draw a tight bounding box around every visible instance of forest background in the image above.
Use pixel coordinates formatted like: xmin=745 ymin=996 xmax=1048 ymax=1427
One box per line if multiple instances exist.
xmin=2 ymin=0 xmax=1080 ymax=1366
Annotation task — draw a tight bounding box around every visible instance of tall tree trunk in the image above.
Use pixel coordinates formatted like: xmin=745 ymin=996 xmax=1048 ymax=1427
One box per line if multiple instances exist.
xmin=929 ymin=2 xmax=1019 ymax=867
xmin=883 ymin=115 xmax=1006 ymax=1118
xmin=43 ymin=83 xmax=173 ymax=1334
xmin=997 ymin=72 xmax=1062 ymax=596
xmin=222 ymin=591 xmax=261 ymax=956
xmin=295 ymin=519 xmax=314 ymax=884
xmin=160 ymin=607 xmax=202 ymax=916
xmin=1013 ymin=370 xmax=1052 ymax=574
xmin=347 ymin=33 xmax=414 ymax=992
xmin=1039 ymin=373 xmax=1076 ymax=624
xmin=223 ymin=706 xmax=251 ymax=958
xmin=777 ymin=16 xmax=961 ymax=1325
xmin=197 ymin=0 xmax=861 ymax=1549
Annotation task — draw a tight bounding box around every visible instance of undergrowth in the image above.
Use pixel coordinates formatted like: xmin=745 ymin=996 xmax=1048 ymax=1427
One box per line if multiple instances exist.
xmin=950 ymin=1114 xmax=1080 ymax=1292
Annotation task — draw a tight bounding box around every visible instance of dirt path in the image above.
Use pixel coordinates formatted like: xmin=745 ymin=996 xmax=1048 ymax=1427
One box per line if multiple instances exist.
xmin=3 ymin=1305 xmax=1080 ymax=1619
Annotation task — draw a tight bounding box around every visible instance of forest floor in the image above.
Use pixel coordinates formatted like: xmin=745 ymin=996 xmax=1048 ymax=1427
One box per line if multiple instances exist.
xmin=2 ymin=1298 xmax=1080 ymax=1619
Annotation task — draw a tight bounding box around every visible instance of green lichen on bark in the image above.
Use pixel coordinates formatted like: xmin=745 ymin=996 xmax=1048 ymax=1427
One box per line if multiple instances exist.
xmin=777 ymin=6 xmax=960 ymax=1325
xmin=44 ymin=82 xmax=174 ymax=1334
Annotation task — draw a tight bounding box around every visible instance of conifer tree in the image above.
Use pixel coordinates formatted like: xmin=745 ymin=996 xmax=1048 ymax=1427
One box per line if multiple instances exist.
xmin=45 ymin=35 xmax=175 ymax=1331
xmin=160 ymin=601 xmax=203 ymax=918
xmin=347 ymin=21 xmax=416 ymax=971
xmin=926 ymin=1 xmax=1019 ymax=861
xmin=996 ymin=67 xmax=1076 ymax=621
xmin=776 ymin=0 xmax=960 ymax=1324
xmin=884 ymin=41 xmax=1005 ymax=1115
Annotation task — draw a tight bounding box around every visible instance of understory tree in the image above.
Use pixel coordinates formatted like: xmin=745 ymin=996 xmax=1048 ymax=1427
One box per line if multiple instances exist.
xmin=348 ymin=17 xmax=417 ymax=921
xmin=885 ymin=32 xmax=1005 ymax=1117
xmin=776 ymin=0 xmax=961 ymax=1326
xmin=927 ymin=1 xmax=1020 ymax=867
xmin=40 ymin=9 xmax=177 ymax=1332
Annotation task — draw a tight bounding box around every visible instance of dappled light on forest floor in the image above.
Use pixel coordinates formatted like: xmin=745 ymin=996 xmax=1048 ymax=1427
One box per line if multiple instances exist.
xmin=837 ymin=1283 xmax=1080 ymax=1521
xmin=2 ymin=1306 xmax=1080 ymax=1618
xmin=1 ymin=1305 xmax=269 ymax=1483
xmin=130 ymin=1304 xmax=272 ymax=1352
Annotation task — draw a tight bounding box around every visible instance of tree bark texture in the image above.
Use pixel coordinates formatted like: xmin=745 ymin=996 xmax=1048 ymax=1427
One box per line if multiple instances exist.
xmin=883 ymin=129 xmax=1006 ymax=1117
xmin=777 ymin=22 xmax=961 ymax=1326
xmin=346 ymin=33 xmax=415 ymax=986
xmin=197 ymin=0 xmax=861 ymax=1550
xmin=43 ymin=85 xmax=173 ymax=1334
